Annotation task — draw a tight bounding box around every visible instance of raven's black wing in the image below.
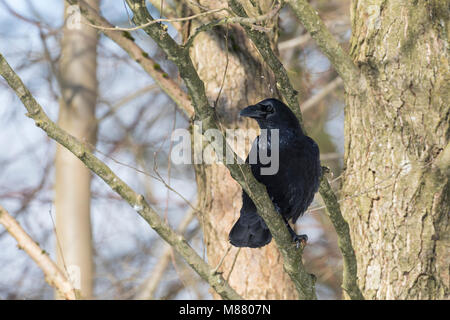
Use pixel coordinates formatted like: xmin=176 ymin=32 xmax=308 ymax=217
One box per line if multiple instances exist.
xmin=229 ymin=133 xmax=320 ymax=248
xmin=251 ymin=135 xmax=321 ymax=223
xmin=228 ymin=138 xmax=273 ymax=248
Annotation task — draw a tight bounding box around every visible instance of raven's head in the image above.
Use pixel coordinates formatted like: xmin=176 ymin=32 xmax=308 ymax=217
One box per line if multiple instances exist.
xmin=239 ymin=98 xmax=302 ymax=132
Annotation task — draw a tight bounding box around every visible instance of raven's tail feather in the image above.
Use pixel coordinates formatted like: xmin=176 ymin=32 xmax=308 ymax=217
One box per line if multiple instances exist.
xmin=229 ymin=212 xmax=272 ymax=248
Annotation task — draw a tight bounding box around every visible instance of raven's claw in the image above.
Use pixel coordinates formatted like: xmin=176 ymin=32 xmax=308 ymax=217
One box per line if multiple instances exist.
xmin=293 ymin=234 xmax=308 ymax=249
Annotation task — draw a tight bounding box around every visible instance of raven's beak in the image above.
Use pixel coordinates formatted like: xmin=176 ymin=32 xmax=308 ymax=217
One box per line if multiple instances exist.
xmin=239 ymin=104 xmax=265 ymax=119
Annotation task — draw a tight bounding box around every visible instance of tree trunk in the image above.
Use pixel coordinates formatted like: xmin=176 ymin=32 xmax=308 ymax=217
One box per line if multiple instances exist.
xmin=188 ymin=0 xmax=299 ymax=299
xmin=342 ymin=0 xmax=449 ymax=299
xmin=54 ymin=0 xmax=99 ymax=299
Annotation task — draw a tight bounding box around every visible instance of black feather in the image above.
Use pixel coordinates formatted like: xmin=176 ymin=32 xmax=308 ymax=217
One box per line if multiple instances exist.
xmin=229 ymin=98 xmax=321 ymax=248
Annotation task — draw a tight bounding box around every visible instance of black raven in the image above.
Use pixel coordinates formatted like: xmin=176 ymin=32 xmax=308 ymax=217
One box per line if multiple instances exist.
xmin=229 ymin=98 xmax=321 ymax=248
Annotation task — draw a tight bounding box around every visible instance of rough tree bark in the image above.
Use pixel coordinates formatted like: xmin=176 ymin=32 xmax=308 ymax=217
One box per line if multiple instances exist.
xmin=54 ymin=0 xmax=99 ymax=298
xmin=188 ymin=0 xmax=299 ymax=299
xmin=342 ymin=0 xmax=449 ymax=299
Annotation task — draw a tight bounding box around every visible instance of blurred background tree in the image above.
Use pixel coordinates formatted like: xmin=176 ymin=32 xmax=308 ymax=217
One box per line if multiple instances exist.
xmin=53 ymin=0 xmax=99 ymax=299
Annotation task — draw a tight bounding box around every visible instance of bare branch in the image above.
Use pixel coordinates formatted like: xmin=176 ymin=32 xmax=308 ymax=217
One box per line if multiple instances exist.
xmin=301 ymin=77 xmax=343 ymax=112
xmin=0 ymin=52 xmax=241 ymax=300
xmin=278 ymin=33 xmax=310 ymax=51
xmin=83 ymin=3 xmax=280 ymax=34
xmin=66 ymin=0 xmax=194 ymax=118
xmin=0 ymin=205 xmax=77 ymax=300
xmin=278 ymin=20 xmax=350 ymax=51
xmin=84 ymin=7 xmax=228 ymax=31
xmin=183 ymin=5 xmax=281 ymax=48
xmin=286 ymin=0 xmax=360 ymax=91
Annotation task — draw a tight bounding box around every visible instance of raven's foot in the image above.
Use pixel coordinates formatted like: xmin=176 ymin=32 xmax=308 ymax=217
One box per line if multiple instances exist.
xmin=211 ymin=245 xmax=232 ymax=275
xmin=292 ymin=234 xmax=308 ymax=249
xmin=283 ymin=220 xmax=308 ymax=249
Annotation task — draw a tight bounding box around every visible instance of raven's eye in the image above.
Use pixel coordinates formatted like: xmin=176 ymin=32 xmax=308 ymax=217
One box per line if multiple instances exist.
xmin=266 ymin=105 xmax=274 ymax=113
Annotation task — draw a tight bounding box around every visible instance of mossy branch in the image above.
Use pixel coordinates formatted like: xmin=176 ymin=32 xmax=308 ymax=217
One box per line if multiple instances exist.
xmin=0 ymin=52 xmax=241 ymax=300
xmin=318 ymin=178 xmax=364 ymax=300
xmin=287 ymin=0 xmax=360 ymax=92
xmin=229 ymin=0 xmax=364 ymax=300
xmin=125 ymin=0 xmax=317 ymax=300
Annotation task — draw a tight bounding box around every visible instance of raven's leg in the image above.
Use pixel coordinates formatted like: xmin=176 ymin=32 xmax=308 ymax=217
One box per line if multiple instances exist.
xmin=283 ymin=218 xmax=308 ymax=248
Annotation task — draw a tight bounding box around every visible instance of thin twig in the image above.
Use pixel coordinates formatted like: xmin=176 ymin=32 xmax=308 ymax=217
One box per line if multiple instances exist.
xmin=183 ymin=4 xmax=280 ymax=48
xmin=86 ymin=3 xmax=280 ymax=34
xmin=214 ymin=24 xmax=230 ymax=108
xmin=91 ymin=144 xmax=200 ymax=214
xmin=211 ymin=245 xmax=232 ymax=274
xmin=226 ymin=248 xmax=241 ymax=282
xmin=301 ymin=77 xmax=343 ymax=112
xmin=278 ymin=33 xmax=310 ymax=50
xmin=85 ymin=7 xmax=228 ymax=31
